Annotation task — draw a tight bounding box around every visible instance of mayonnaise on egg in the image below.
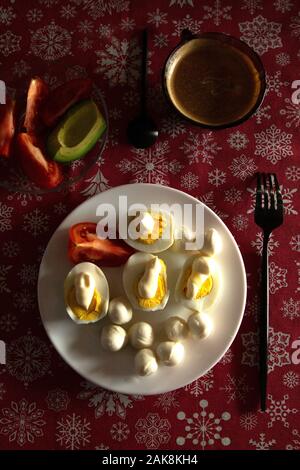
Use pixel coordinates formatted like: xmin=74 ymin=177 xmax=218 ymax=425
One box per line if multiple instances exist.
xmin=138 ymin=256 xmax=161 ymax=299
xmin=186 ymin=256 xmax=214 ymax=300
xmin=74 ymin=272 xmax=95 ymax=310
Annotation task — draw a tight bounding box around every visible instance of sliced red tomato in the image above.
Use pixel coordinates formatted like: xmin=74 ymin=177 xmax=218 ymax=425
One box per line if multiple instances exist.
xmin=0 ymin=98 xmax=16 ymax=158
xmin=24 ymin=77 xmax=49 ymax=135
xmin=17 ymin=133 xmax=63 ymax=189
xmin=68 ymin=222 xmax=135 ymax=266
xmin=41 ymin=78 xmax=93 ymax=127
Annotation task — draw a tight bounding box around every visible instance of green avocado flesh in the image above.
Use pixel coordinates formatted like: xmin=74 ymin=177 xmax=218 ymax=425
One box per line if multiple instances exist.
xmin=47 ymin=99 xmax=106 ymax=163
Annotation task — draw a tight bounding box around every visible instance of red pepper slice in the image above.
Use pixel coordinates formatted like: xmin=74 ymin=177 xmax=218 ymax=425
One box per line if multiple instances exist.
xmin=24 ymin=77 xmax=49 ymax=135
xmin=0 ymin=98 xmax=16 ymax=158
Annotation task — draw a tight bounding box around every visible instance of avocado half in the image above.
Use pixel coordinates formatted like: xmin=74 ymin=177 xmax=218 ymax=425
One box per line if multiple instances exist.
xmin=47 ymin=99 xmax=106 ymax=163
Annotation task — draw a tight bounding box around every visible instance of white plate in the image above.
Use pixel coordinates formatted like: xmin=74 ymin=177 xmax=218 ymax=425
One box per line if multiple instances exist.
xmin=38 ymin=184 xmax=247 ymax=395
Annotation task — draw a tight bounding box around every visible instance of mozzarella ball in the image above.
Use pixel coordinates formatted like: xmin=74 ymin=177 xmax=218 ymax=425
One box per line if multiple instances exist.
xmin=164 ymin=316 xmax=188 ymax=341
xmin=188 ymin=311 xmax=213 ymax=339
xmin=108 ymin=296 xmax=133 ymax=325
xmin=201 ymin=228 xmax=222 ymax=257
xmin=156 ymin=341 xmax=184 ymax=366
xmin=129 ymin=322 xmax=154 ymax=349
xmin=134 ymin=349 xmax=158 ymax=376
xmin=100 ymin=324 xmax=127 ymax=351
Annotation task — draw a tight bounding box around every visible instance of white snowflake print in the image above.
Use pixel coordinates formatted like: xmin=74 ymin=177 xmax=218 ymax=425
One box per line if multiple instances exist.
xmin=251 ymin=232 xmax=279 ymax=256
xmin=181 ymin=172 xmax=199 ymax=191
xmin=77 ymin=381 xmax=143 ymax=419
xmin=60 ymin=4 xmax=77 ymax=19
xmin=56 ymin=413 xmax=91 ymax=450
xmin=269 ymin=328 xmax=291 ymax=372
xmin=154 ymin=391 xmax=180 ymax=413
xmin=120 ymin=17 xmax=135 ymax=32
xmin=240 ymin=412 xmax=258 ymax=431
xmin=227 ymin=131 xmax=249 ymax=151
xmin=241 ymin=331 xmax=259 ymax=367
xmin=266 ymin=394 xmax=297 ymax=428
xmin=208 ymin=168 xmax=226 ymax=187
xmin=78 ymin=37 xmax=93 ymax=52
xmin=0 ymin=6 xmax=16 ymax=25
xmin=276 ymin=52 xmax=290 ymax=66
xmin=0 ymin=399 xmax=46 ymax=447
xmin=220 ymin=348 xmax=234 ymax=364
xmin=81 ymin=170 xmax=110 ymax=197
xmin=18 ymin=264 xmax=38 ymax=286
xmin=280 ymin=98 xmax=300 ymax=128
xmin=147 ymin=8 xmax=168 ymax=28
xmin=26 ymin=8 xmax=43 ymax=23
xmin=95 ymin=36 xmax=142 ymax=87
xmin=2 ymin=241 xmax=19 ymax=258
xmin=274 ymin=0 xmax=293 ymax=12
xmin=239 ymin=15 xmax=282 ymax=55
xmin=77 ymin=19 xmax=93 ymax=34
xmin=39 ymin=0 xmax=58 ymax=6
xmin=245 ymin=294 xmax=259 ymax=321
xmin=184 ymin=371 xmax=214 ymax=397
xmin=249 ymin=433 xmax=276 ymax=450
xmin=0 ymin=202 xmax=13 ymax=232
xmin=82 ymin=0 xmax=129 ymax=19
xmin=135 ymin=413 xmax=170 ymax=449
xmin=224 ymin=187 xmax=242 ymax=205
xmin=254 ymin=104 xmax=271 ymax=124
xmin=203 ymin=0 xmax=232 ymax=26
xmin=117 ymin=141 xmax=182 ymax=185
xmin=13 ymin=59 xmax=31 ymax=77
xmin=199 ymin=191 xmax=228 ymax=220
xmin=283 ymin=371 xmax=299 ymax=389
xmin=110 ymin=422 xmax=130 ymax=442
xmin=0 ymin=30 xmax=21 ymax=56
xmin=281 ymin=298 xmax=300 ymax=320
xmin=31 ymin=21 xmax=72 ymax=61
xmin=123 ymin=89 xmax=139 ymax=107
xmin=154 ymin=32 xmax=169 ymax=48
xmin=169 ymin=0 xmax=194 ymax=6
xmin=0 ymin=313 xmax=18 ymax=333
xmin=241 ymin=0 xmax=263 ymax=15
xmin=180 ymin=131 xmax=221 ymax=165
xmin=290 ymin=235 xmax=300 ymax=252
xmin=220 ymin=374 xmax=252 ymax=403
xmin=177 ymin=399 xmax=231 ymax=449
xmin=13 ymin=289 xmax=35 ymax=313
xmin=98 ymin=24 xmax=112 ymax=38
xmin=296 ymin=260 xmax=300 ymax=293
xmin=246 ymin=185 xmax=297 ymax=216
xmin=53 ymin=202 xmax=67 ymax=215
xmin=255 ymin=124 xmax=293 ymax=164
xmin=162 ymin=114 xmax=186 ymax=139
xmin=46 ymin=389 xmax=70 ymax=412
xmin=0 ymin=383 xmax=6 ymax=400
xmin=7 ymin=331 xmax=51 ymax=387
xmin=266 ymin=71 xmax=289 ymax=97
xmin=269 ymin=261 xmax=288 ymax=294
xmin=95 ymin=443 xmax=109 ymax=450
xmin=229 ymin=155 xmax=257 ymax=181
xmin=0 ymin=265 xmax=12 ymax=293
xmin=286 ymin=429 xmax=300 ymax=450
xmin=22 ymin=209 xmax=49 ymax=238
xmin=290 ymin=12 xmax=300 ymax=37
xmin=172 ymin=14 xmax=202 ymax=36
xmin=232 ymin=214 xmax=249 ymax=231
xmin=285 ymin=166 xmax=300 ymax=181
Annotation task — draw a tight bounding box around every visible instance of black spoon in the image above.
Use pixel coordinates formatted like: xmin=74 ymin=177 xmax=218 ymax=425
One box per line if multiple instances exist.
xmin=127 ymin=29 xmax=158 ymax=149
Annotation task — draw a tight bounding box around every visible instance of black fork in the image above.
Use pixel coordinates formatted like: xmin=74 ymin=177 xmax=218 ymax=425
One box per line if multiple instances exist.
xmin=254 ymin=173 xmax=284 ymax=411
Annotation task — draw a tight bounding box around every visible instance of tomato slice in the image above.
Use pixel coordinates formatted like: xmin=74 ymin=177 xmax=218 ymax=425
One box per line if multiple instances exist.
xmin=41 ymin=78 xmax=93 ymax=127
xmin=68 ymin=222 xmax=135 ymax=266
xmin=24 ymin=77 xmax=49 ymax=135
xmin=17 ymin=133 xmax=63 ymax=189
xmin=0 ymin=98 xmax=16 ymax=158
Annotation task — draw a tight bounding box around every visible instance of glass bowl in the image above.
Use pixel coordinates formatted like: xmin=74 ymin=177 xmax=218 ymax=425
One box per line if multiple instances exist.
xmin=0 ymin=85 xmax=109 ymax=194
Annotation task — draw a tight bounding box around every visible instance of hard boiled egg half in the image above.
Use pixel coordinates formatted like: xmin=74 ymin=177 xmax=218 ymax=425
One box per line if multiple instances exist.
xmin=175 ymin=254 xmax=221 ymax=311
xmin=64 ymin=262 xmax=109 ymax=324
xmin=125 ymin=208 xmax=174 ymax=253
xmin=123 ymin=252 xmax=169 ymax=311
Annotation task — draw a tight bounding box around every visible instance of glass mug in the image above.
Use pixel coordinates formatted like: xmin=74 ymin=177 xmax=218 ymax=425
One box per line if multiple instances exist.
xmin=163 ymin=30 xmax=266 ymax=129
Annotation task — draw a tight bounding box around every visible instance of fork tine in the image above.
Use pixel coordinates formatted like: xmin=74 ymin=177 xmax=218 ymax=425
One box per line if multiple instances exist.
xmin=262 ymin=173 xmax=269 ymax=209
xmin=256 ymin=172 xmax=263 ymax=208
xmin=268 ymin=174 xmax=276 ymax=209
xmin=273 ymin=173 xmax=283 ymax=208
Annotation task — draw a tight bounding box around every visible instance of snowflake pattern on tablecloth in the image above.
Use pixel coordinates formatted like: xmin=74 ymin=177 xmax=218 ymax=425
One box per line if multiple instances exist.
xmin=265 ymin=394 xmax=297 ymax=428
xmin=198 ymin=191 xmax=228 ymax=220
xmin=0 ymin=399 xmax=46 ymax=447
xmin=56 ymin=413 xmax=91 ymax=450
xmin=180 ymin=131 xmax=221 ymax=165
xmin=176 ymin=399 xmax=231 ymax=449
xmin=254 ymin=124 xmax=293 ymax=165
xmin=283 ymin=371 xmax=299 ymax=389
xmin=227 ymin=131 xmax=249 ymax=150
xmin=22 ymin=209 xmax=49 ymax=238
xmin=135 ymin=413 xmax=171 ymax=449
xmin=219 ymin=374 xmax=253 ymax=403
xmin=269 ymin=262 xmax=288 ymax=294
xmin=82 ymin=0 xmax=129 ymax=19
xmin=286 ymin=429 xmax=300 ymax=450
xmin=232 ymin=214 xmax=249 ymax=231
xmin=203 ymin=0 xmax=232 ymax=26
xmin=161 ymin=114 xmax=186 ymax=139
xmin=240 ymin=412 xmax=258 ymax=430
xmin=147 ymin=8 xmax=168 ymax=27
xmin=251 ymin=232 xmax=279 ymax=256
xmin=0 ymin=30 xmax=21 ymax=56
xmin=0 ymin=265 xmax=11 ymax=293
xmin=249 ymin=433 xmax=276 ymax=450
xmin=0 ymin=383 xmax=6 ymax=400
xmin=229 ymin=155 xmax=257 ymax=180
xmin=281 ymin=298 xmax=300 ymax=320
xmin=0 ymin=203 xmax=13 ymax=232
xmin=254 ymin=104 xmax=271 ymax=124
xmin=77 ymin=381 xmax=143 ymax=419
xmin=154 ymin=392 xmax=180 ymax=413
xmin=30 ymin=21 xmax=72 ymax=61
xmin=184 ymin=370 xmax=214 ymax=397
xmin=280 ymin=98 xmax=300 ymax=128
xmin=266 ymin=71 xmax=289 ymax=97
xmin=81 ymin=170 xmax=110 ymax=197
xmin=0 ymin=313 xmax=18 ymax=333
xmin=172 ymin=14 xmax=202 ymax=36
xmin=46 ymin=389 xmax=70 ymax=412
xmin=110 ymin=422 xmax=130 ymax=442
xmin=290 ymin=235 xmax=300 ymax=252
xmin=290 ymin=12 xmax=300 ymax=37
xmin=241 ymin=0 xmax=263 ymax=15
xmin=239 ymin=15 xmax=282 ymax=55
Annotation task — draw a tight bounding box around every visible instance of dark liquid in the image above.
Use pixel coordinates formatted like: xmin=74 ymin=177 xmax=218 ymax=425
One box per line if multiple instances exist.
xmin=168 ymin=39 xmax=262 ymax=126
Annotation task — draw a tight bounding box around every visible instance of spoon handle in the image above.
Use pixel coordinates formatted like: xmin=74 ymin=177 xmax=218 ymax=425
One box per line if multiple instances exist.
xmin=141 ymin=29 xmax=148 ymax=115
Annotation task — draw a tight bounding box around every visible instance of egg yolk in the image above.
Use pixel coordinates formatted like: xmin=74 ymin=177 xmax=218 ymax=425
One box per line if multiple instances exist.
xmin=136 ymin=260 xmax=167 ymax=309
xmin=183 ymin=268 xmax=213 ymax=299
xmin=67 ymin=287 xmax=102 ymax=321
xmin=138 ymin=212 xmax=166 ymax=245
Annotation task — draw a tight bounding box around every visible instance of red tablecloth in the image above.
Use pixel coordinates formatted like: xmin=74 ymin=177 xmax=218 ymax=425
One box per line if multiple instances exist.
xmin=0 ymin=0 xmax=299 ymax=451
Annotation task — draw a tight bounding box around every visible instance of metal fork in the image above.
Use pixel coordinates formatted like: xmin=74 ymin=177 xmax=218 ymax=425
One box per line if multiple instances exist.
xmin=254 ymin=173 xmax=284 ymax=411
